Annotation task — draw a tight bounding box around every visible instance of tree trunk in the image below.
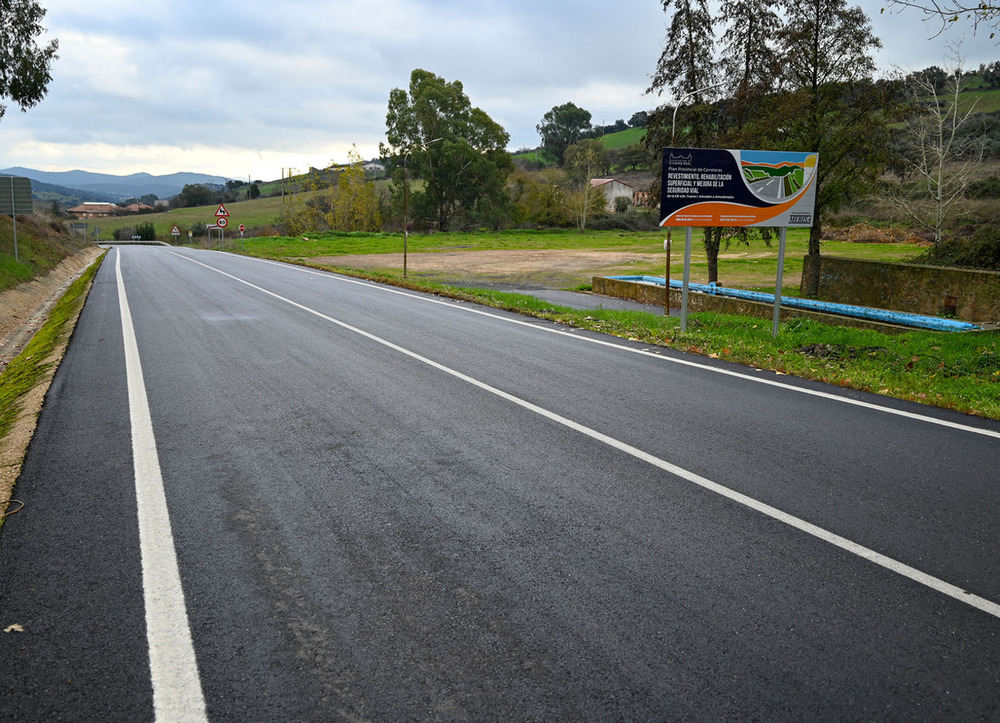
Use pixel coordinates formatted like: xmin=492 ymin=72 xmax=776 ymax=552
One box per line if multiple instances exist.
xmin=803 ymin=222 xmax=822 ymax=296
xmin=704 ymin=226 xmax=722 ymax=283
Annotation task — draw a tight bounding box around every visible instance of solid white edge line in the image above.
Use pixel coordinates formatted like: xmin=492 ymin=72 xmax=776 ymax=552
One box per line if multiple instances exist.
xmin=227 ymin=251 xmax=1000 ymax=441
xmin=171 ymin=251 xmax=1000 ymax=621
xmin=117 ymin=250 xmax=209 ymax=721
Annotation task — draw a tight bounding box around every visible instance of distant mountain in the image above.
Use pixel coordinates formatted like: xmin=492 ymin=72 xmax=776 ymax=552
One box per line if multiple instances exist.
xmin=0 ymin=167 xmax=232 ymax=202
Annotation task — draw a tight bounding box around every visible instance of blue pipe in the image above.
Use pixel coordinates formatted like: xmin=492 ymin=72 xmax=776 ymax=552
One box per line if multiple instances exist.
xmin=607 ymin=276 xmax=980 ymax=332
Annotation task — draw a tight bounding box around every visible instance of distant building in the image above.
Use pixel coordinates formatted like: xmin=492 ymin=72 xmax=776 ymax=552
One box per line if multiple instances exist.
xmin=67 ymin=202 xmax=120 ymax=219
xmin=363 ymin=161 xmax=386 ymax=179
xmin=589 ymin=178 xmax=635 ymax=207
xmin=124 ymin=202 xmax=154 ymax=213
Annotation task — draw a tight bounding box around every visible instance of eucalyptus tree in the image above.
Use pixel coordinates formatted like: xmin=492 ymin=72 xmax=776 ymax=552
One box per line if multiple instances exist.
xmin=536 ymin=102 xmax=593 ymax=166
xmin=647 ymin=0 xmax=733 ymax=281
xmin=720 ymin=0 xmax=782 ymax=94
xmin=0 ymin=0 xmax=58 ymax=122
xmin=648 ymin=0 xmax=718 ymax=106
xmin=382 ymin=69 xmax=512 ymax=232
xmin=774 ymin=0 xmax=903 ymax=294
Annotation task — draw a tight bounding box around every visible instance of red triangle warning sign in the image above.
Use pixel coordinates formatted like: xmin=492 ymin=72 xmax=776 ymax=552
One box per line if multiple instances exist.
xmin=215 ymin=204 xmax=229 ymax=217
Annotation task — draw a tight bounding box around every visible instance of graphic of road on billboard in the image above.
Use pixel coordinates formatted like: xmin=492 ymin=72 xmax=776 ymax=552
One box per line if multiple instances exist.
xmin=743 ymin=155 xmax=807 ymax=202
xmin=660 ymin=148 xmax=818 ymax=228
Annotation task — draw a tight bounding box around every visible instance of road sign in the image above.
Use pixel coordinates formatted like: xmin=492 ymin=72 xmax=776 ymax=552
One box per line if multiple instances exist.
xmin=239 ymin=224 xmax=245 ymax=233
xmin=0 ymin=177 xmax=33 ymax=216
xmin=215 ymin=203 xmax=229 ymax=217
xmin=217 ymin=217 xmax=228 ymax=228
xmin=172 ymin=225 xmax=180 ymax=234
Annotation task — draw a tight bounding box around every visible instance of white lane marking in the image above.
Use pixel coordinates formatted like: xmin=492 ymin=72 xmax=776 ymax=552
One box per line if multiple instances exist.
xmin=223 ymin=251 xmax=1000 ymax=441
xmin=172 ymin=251 xmax=1000 ymax=621
xmin=116 ymin=251 xmax=209 ymax=721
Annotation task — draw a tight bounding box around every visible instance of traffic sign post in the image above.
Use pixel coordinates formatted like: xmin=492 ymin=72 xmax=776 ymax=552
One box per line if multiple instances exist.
xmin=215 ymin=204 xmax=229 ymax=249
xmin=171 ymin=225 xmax=180 ymax=244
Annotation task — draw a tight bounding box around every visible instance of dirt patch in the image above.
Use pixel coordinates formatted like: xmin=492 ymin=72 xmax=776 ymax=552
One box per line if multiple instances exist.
xmin=308 ymin=247 xmax=800 ymax=290
xmin=311 ymin=249 xmax=667 ymax=289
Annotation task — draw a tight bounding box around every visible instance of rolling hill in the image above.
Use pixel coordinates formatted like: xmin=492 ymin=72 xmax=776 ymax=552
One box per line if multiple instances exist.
xmin=0 ymin=168 xmax=233 ymax=202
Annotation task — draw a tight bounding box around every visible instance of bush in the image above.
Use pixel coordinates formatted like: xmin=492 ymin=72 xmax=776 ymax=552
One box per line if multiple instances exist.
xmin=587 ymin=211 xmax=659 ymax=231
xmin=914 ymin=225 xmax=1000 ymax=270
xmin=135 ymin=221 xmax=156 ymax=240
xmin=968 ymin=175 xmax=1000 ymax=199
xmin=614 ymin=196 xmax=633 ymax=213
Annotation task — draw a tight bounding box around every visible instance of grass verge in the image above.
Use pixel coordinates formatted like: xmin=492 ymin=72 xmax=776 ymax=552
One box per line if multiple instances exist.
xmin=266 ymin=257 xmax=1000 ymax=422
xmin=0 ymin=253 xmax=104 ymax=527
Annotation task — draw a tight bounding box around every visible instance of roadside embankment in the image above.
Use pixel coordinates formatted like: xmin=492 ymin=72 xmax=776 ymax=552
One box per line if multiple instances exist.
xmin=0 ymin=249 xmax=105 ymax=524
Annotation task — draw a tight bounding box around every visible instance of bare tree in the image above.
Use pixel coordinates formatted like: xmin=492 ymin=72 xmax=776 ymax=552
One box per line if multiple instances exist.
xmin=883 ymin=0 xmax=1000 ymax=38
xmin=563 ymin=140 xmax=610 ymax=231
xmin=890 ymin=57 xmax=985 ymax=244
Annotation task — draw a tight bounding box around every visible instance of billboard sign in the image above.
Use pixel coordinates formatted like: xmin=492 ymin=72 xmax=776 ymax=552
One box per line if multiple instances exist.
xmin=660 ymin=148 xmax=818 ymax=228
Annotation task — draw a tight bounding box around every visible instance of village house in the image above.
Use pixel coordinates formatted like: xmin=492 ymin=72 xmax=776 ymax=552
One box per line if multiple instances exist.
xmin=589 ymin=178 xmax=635 ymax=208
xmin=67 ymin=202 xmax=121 ymax=219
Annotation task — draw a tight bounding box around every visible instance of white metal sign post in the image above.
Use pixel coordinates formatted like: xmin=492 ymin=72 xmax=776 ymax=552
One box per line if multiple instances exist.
xmin=215 ymin=204 xmax=229 ymax=250
xmin=660 ymin=148 xmax=818 ymax=336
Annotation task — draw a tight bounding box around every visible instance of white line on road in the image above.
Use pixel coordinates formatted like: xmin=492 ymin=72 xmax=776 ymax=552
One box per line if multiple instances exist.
xmin=116 ymin=251 xmax=208 ymax=722
xmin=173 ymin=251 xmax=1000 ymax=622
xmin=237 ymin=253 xmax=1000 ymax=442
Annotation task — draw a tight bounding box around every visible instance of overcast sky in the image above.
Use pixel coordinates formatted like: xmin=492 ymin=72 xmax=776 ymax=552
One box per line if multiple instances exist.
xmin=1 ymin=0 xmax=997 ymax=181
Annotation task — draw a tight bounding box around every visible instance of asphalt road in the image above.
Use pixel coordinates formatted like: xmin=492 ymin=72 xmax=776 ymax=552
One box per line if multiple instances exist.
xmin=1 ymin=245 xmax=998 ymax=721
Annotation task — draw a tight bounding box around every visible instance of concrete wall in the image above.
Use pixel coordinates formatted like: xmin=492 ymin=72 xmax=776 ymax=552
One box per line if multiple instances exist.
xmin=802 ymin=256 xmax=1000 ymax=323
xmin=591 ymin=276 xmax=908 ymax=333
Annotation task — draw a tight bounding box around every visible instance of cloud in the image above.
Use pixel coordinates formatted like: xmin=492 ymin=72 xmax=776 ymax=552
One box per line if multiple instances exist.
xmin=1 ymin=0 xmax=996 ymax=179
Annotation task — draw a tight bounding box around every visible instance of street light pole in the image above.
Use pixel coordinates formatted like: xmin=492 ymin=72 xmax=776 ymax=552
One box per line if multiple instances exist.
xmin=664 ymin=80 xmax=728 ymax=315
xmin=402 ymin=138 xmax=441 ymax=278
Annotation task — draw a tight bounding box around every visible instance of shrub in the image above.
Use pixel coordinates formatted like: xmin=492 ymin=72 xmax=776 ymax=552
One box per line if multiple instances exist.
xmin=588 ymin=211 xmax=659 ymax=231
xmin=914 ymin=225 xmax=1000 ymax=270
xmin=135 ymin=221 xmax=156 ymax=240
xmin=968 ymin=175 xmax=1000 ymax=199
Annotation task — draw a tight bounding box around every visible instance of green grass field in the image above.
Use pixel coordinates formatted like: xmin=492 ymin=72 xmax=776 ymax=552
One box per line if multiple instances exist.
xmin=596 ymin=127 xmax=645 ymax=150
xmin=241 ymin=227 xmax=924 ymax=294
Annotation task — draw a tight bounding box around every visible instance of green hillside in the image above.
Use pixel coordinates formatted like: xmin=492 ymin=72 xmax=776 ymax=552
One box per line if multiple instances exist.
xmin=92 ymin=193 xmax=305 ymax=239
xmin=0 ymin=215 xmax=92 ymax=292
xmin=513 ymin=127 xmax=646 ymax=164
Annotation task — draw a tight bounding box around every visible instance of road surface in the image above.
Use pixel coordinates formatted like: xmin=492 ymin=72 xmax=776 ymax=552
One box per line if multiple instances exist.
xmin=1 ymin=246 xmax=998 ymax=720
